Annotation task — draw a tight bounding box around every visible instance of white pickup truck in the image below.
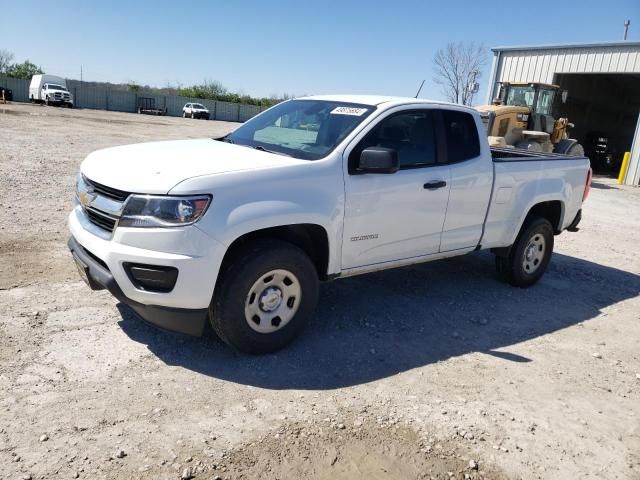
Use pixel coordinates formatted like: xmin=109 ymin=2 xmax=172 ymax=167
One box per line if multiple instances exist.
xmin=29 ymin=74 xmax=74 ymax=108
xmin=68 ymin=95 xmax=591 ymax=353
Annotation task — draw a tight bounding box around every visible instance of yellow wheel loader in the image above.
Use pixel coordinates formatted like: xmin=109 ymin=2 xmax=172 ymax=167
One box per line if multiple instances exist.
xmin=476 ymin=82 xmax=584 ymax=156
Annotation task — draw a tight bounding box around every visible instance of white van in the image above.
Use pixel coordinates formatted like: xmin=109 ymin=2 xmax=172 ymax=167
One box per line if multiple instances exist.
xmin=29 ymin=74 xmax=73 ymax=108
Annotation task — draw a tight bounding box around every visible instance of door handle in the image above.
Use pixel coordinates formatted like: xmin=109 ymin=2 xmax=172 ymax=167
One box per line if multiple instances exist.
xmin=423 ymin=180 xmax=447 ymax=190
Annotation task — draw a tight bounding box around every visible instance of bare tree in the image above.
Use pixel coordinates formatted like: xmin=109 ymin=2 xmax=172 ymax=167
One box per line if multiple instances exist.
xmin=0 ymin=49 xmax=14 ymax=75
xmin=433 ymin=42 xmax=487 ymax=105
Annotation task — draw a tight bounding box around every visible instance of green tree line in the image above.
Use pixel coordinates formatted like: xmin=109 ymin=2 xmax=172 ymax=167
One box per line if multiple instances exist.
xmin=0 ymin=49 xmax=44 ymax=79
xmin=1 ymin=49 xmax=288 ymax=107
xmin=132 ymin=80 xmax=289 ymax=107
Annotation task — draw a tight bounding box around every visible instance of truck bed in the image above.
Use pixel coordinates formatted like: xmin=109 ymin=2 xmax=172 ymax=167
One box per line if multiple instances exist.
xmin=481 ymin=145 xmax=590 ymax=250
xmin=490 ymin=146 xmax=588 ymax=162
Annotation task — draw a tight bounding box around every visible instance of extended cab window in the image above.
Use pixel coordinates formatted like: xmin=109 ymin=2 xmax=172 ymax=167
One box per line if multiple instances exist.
xmin=350 ymin=110 xmax=437 ymax=170
xmin=441 ymin=110 xmax=480 ymax=162
xmin=225 ymin=100 xmax=374 ymax=160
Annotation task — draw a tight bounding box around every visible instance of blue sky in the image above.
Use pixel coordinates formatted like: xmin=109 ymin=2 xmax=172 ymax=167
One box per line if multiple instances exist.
xmin=1 ymin=0 xmax=638 ymax=101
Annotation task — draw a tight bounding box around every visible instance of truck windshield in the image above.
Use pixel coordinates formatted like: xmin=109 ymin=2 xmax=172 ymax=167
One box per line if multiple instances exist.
xmin=224 ymin=100 xmax=375 ymax=160
xmin=48 ymin=84 xmax=67 ymax=91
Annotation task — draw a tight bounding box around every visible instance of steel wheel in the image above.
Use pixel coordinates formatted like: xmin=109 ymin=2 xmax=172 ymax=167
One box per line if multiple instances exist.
xmin=244 ymin=269 xmax=301 ymax=334
xmin=495 ymin=216 xmax=554 ymax=288
xmin=522 ymin=233 xmax=546 ymax=274
xmin=210 ymin=239 xmax=319 ymax=354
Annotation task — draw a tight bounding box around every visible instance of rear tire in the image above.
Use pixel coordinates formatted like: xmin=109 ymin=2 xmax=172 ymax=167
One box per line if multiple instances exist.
xmin=566 ymin=143 xmax=585 ymax=157
xmin=495 ymin=216 xmax=554 ymax=287
xmin=210 ymin=239 xmax=319 ymax=354
xmin=515 ymin=140 xmax=543 ymax=152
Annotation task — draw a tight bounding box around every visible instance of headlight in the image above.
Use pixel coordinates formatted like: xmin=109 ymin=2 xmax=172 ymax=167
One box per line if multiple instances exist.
xmin=119 ymin=195 xmax=211 ymax=228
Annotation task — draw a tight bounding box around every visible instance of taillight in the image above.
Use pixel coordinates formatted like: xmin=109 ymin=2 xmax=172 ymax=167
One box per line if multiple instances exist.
xmin=582 ymin=168 xmax=593 ymax=201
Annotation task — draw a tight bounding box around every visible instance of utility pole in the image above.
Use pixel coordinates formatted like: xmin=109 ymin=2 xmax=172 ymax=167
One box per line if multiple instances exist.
xmin=80 ymin=64 xmax=83 ymax=83
xmin=624 ymin=19 xmax=630 ymax=40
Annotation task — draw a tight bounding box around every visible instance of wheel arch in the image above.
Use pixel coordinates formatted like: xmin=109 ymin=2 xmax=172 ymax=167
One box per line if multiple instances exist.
xmin=219 ymin=224 xmax=331 ymax=281
xmin=526 ymin=200 xmax=564 ymax=234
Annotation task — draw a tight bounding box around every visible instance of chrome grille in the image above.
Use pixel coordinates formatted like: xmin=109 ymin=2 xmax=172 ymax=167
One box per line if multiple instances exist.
xmin=79 ymin=177 xmax=130 ymax=234
xmin=85 ymin=177 xmax=130 ymax=202
xmin=86 ymin=208 xmax=118 ymax=233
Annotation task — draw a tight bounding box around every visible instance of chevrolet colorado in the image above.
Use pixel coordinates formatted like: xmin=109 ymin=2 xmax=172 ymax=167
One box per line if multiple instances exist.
xmin=68 ymin=95 xmax=591 ymax=353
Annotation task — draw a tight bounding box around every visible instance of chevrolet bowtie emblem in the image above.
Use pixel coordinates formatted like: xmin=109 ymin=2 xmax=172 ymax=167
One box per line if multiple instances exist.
xmin=79 ymin=189 xmax=97 ymax=208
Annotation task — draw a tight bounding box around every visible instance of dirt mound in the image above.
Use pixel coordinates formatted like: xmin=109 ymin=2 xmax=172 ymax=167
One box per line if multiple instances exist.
xmin=221 ymin=418 xmax=506 ymax=480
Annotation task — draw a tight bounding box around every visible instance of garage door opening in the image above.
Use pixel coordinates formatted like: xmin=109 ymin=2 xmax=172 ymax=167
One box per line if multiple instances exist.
xmin=554 ymin=73 xmax=640 ymax=175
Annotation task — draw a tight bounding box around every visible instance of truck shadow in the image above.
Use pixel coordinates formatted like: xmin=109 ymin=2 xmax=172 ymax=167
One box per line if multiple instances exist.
xmin=117 ymin=251 xmax=640 ymax=390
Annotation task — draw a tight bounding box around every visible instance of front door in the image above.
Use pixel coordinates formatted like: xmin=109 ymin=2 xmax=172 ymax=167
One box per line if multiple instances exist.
xmin=342 ymin=108 xmax=451 ymax=269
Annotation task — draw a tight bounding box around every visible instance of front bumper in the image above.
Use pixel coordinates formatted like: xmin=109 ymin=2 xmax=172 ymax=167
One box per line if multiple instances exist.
xmin=68 ymin=236 xmax=208 ymax=335
xmin=49 ymin=96 xmax=72 ymax=104
xmin=68 ymin=206 xmax=226 ymax=336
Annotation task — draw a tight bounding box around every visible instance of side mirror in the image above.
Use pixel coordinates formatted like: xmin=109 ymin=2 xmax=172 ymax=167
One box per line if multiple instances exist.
xmin=561 ymin=90 xmax=568 ymax=104
xmin=357 ymin=147 xmax=399 ymax=174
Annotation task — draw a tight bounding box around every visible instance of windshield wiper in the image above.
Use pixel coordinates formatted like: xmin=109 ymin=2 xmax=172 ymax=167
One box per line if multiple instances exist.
xmin=253 ymin=145 xmax=291 ymax=157
xmin=221 ymin=136 xmax=234 ymax=144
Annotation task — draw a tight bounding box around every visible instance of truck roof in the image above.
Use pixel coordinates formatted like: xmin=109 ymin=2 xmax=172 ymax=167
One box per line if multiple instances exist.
xmin=300 ymin=94 xmax=474 ymax=111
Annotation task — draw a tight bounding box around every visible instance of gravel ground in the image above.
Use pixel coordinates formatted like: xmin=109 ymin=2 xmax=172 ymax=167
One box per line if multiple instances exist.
xmin=1 ymin=102 xmax=639 ymax=480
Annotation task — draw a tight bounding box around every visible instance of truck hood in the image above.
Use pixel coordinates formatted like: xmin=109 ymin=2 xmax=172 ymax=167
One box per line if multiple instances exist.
xmin=80 ymin=138 xmax=304 ymax=194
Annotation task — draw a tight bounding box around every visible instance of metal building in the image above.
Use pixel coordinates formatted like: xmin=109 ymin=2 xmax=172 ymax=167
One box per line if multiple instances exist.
xmin=486 ymin=41 xmax=640 ymax=185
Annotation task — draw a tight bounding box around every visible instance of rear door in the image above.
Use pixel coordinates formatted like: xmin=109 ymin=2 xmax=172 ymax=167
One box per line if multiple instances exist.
xmin=341 ymin=107 xmax=451 ymax=269
xmin=437 ymin=109 xmax=493 ymax=252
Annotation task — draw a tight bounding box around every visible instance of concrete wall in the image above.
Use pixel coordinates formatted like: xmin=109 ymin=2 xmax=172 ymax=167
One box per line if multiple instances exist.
xmin=0 ymin=76 xmax=267 ymax=122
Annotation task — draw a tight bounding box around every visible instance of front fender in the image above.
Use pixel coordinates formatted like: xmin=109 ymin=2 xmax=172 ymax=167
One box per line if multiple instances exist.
xmin=196 ymin=199 xmax=339 ymax=275
xmin=221 ymin=200 xmax=334 ymax=246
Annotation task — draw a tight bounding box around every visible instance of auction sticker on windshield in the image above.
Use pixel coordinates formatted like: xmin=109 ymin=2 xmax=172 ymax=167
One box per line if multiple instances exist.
xmin=330 ymin=106 xmax=368 ymax=116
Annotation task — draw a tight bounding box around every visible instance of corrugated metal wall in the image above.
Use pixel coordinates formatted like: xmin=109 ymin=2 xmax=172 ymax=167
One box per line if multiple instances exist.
xmin=491 ymin=44 xmax=640 ymax=97
xmin=488 ymin=43 xmax=640 ymax=185
xmin=0 ymin=76 xmax=266 ymax=122
xmin=0 ymin=76 xmax=30 ymax=102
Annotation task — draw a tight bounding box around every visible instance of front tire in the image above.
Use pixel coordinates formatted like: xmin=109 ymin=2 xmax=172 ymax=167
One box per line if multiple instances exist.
xmin=210 ymin=240 xmax=319 ymax=354
xmin=495 ymin=216 xmax=554 ymax=287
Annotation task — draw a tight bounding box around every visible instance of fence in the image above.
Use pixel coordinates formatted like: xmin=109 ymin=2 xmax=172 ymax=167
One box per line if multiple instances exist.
xmin=0 ymin=76 xmax=267 ymax=122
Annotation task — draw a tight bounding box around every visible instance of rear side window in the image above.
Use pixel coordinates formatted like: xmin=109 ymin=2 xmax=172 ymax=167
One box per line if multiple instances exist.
xmin=442 ymin=110 xmax=480 ymax=163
